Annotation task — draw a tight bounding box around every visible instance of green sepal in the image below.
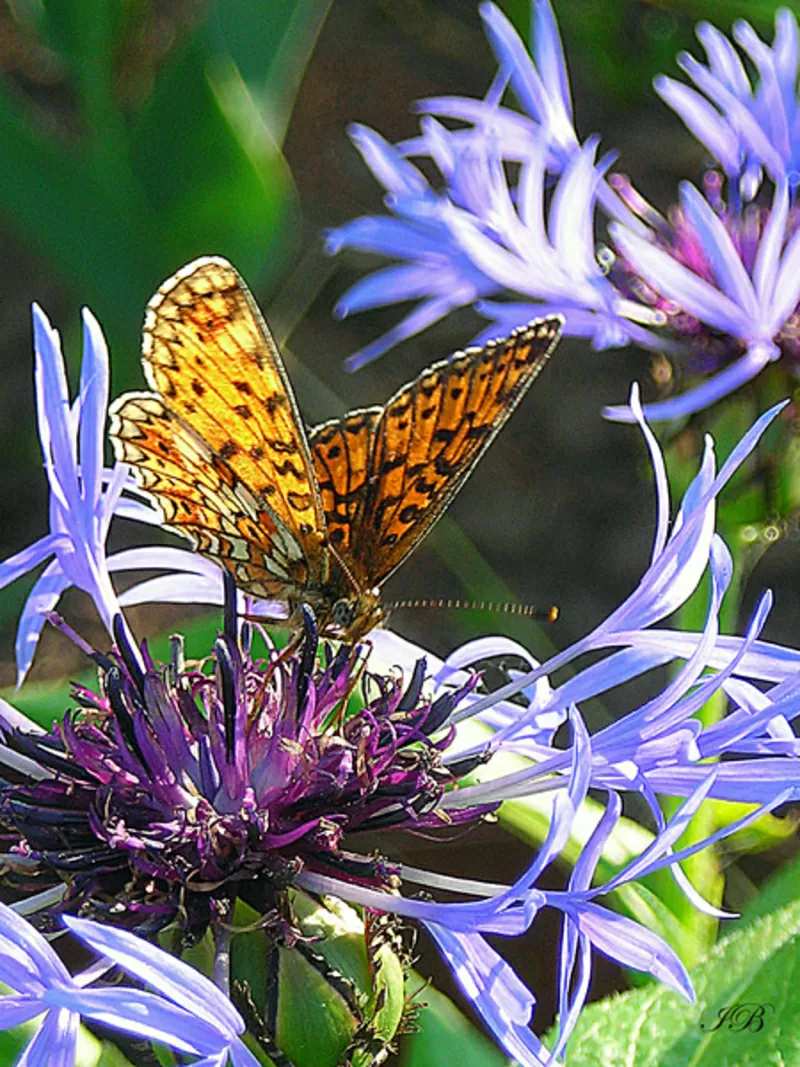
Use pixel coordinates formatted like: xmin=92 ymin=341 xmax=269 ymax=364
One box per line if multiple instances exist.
xmin=231 ymin=890 xmax=408 ymax=1067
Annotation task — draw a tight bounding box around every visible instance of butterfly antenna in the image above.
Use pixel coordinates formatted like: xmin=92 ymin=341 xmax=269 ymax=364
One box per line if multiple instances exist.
xmin=327 ymin=540 xmax=364 ymax=596
xmin=388 ymin=598 xmax=559 ymax=623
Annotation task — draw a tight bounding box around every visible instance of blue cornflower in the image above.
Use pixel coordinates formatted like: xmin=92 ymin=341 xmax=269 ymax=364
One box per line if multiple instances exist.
xmin=1 ymin=375 xmax=795 ymax=1066
xmin=326 ymin=124 xmax=502 ymax=370
xmin=655 ymin=8 xmax=800 ymax=199
xmin=2 ymin=296 xmax=799 ymax=1065
xmin=265 ymin=394 xmax=797 ymax=1063
xmin=0 ymin=900 xmax=259 ymax=1066
xmin=326 ymin=1 xmax=656 ymax=369
xmin=0 ymin=307 xmax=162 ymax=684
xmin=605 ymin=179 xmax=800 ymax=420
xmin=327 ymin=1 xmax=800 ymax=422
xmin=0 ymin=593 xmax=712 ymax=1067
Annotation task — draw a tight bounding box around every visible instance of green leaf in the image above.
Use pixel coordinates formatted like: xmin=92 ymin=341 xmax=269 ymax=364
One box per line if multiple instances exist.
xmin=730 ymin=850 xmax=800 ymax=928
xmin=275 ymin=947 xmax=358 ymax=1067
xmin=128 ymin=34 xmax=297 ymax=301
xmin=210 ymin=0 xmax=332 ymax=143
xmin=39 ymin=0 xmax=128 ymax=138
xmin=400 ymin=977 xmax=509 ymax=1067
xmin=0 ymin=0 xmax=304 ymax=372
xmin=556 ymin=854 xmax=800 ymax=1066
xmin=38 ymin=0 xmax=126 ymax=65
xmin=232 ymin=892 xmax=406 ymax=1067
xmin=369 ymin=937 xmax=406 ymax=1046
xmin=0 ymin=76 xmax=163 ymax=351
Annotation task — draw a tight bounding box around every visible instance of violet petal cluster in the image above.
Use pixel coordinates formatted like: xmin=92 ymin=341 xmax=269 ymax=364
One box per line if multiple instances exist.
xmin=327 ymin=1 xmax=800 ymax=420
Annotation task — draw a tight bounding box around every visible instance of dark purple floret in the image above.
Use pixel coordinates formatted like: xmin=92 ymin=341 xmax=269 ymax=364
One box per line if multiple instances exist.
xmin=0 ymin=599 xmax=488 ymax=942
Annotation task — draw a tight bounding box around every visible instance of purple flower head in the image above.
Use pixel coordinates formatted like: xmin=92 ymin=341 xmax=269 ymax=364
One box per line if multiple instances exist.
xmin=655 ymin=8 xmax=800 ymax=199
xmin=0 ymin=579 xmax=486 ymax=942
xmin=606 ymin=178 xmax=800 ymax=420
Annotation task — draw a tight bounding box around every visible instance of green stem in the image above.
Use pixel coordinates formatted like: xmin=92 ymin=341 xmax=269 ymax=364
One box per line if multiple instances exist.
xmin=213 ymin=923 xmax=232 ymax=997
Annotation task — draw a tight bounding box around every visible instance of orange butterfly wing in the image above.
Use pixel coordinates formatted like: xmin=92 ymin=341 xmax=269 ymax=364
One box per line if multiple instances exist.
xmin=109 ymin=257 xmax=328 ymax=601
xmin=111 ymin=256 xmax=561 ymax=632
xmin=309 ymin=317 xmax=563 ymax=594
xmin=308 ymin=408 xmax=382 ymax=563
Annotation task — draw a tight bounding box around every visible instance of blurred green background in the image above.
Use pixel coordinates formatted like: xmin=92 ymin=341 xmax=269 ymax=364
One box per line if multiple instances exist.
xmin=0 ymin=0 xmax=796 ymax=1049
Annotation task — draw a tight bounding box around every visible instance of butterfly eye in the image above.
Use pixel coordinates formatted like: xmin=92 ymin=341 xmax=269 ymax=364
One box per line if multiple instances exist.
xmin=331 ymin=599 xmax=356 ymax=628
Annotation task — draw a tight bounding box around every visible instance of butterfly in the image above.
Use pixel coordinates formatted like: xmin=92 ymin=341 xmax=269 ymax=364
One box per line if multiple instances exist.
xmin=109 ymin=257 xmax=562 ymax=641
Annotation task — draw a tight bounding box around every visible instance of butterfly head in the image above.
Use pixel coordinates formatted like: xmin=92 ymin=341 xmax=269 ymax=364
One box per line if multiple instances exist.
xmin=323 ymin=586 xmax=385 ymax=643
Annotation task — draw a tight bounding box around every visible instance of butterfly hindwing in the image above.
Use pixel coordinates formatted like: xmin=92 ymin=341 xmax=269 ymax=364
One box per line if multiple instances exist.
xmin=309 ymin=408 xmax=382 ymax=567
xmin=109 ymin=392 xmax=312 ymax=599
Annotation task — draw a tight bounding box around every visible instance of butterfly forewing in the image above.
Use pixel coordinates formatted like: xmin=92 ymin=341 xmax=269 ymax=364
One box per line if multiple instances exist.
xmin=351 ymin=317 xmax=562 ymax=586
xmin=109 ymin=258 xmax=328 ymax=599
xmin=110 ymin=395 xmax=317 ymax=601
xmin=139 ymin=257 xmax=326 ymax=581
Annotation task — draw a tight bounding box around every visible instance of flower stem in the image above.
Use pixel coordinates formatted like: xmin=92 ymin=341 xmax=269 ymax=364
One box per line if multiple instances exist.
xmin=213 ymin=922 xmax=232 ymax=998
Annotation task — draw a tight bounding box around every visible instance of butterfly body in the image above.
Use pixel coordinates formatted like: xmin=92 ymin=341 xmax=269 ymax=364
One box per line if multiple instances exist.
xmin=109 ymin=257 xmax=562 ymax=641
